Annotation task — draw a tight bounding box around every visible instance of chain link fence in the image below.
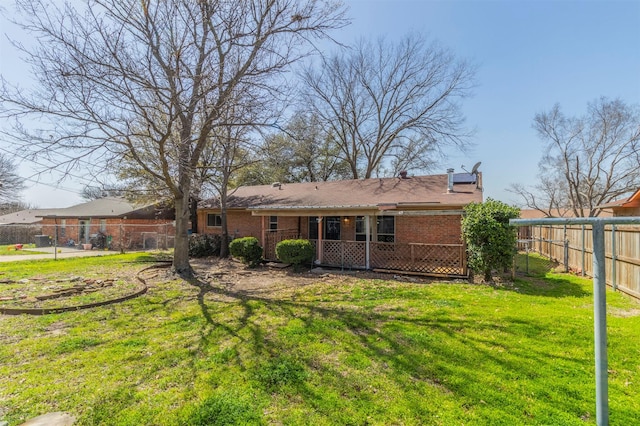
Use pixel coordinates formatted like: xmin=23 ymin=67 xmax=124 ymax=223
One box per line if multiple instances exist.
xmin=514 ymin=238 xmax=561 ymax=276
xmin=0 ymin=223 xmax=175 ymax=253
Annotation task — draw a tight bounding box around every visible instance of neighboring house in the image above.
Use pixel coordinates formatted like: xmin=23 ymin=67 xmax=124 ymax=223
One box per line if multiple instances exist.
xmin=518 ymin=208 xmax=613 ymax=220
xmin=595 ymin=188 xmax=640 ymax=217
xmin=0 ymin=208 xmax=59 ymax=245
xmin=38 ymin=197 xmax=175 ymax=250
xmin=198 ymin=171 xmax=483 ymax=277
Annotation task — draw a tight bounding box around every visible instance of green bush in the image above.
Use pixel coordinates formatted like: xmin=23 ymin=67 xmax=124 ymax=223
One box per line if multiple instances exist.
xmin=276 ymin=239 xmax=314 ymax=271
xmin=189 ymin=234 xmax=225 ymax=258
xmin=461 ymin=198 xmax=520 ymax=282
xmin=228 ymin=236 xmax=263 ymax=267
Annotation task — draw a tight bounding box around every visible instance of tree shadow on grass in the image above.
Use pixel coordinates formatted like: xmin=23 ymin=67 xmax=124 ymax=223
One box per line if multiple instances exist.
xmin=181 ymin=272 xmax=604 ymax=424
xmin=494 ymin=274 xmax=591 ymax=298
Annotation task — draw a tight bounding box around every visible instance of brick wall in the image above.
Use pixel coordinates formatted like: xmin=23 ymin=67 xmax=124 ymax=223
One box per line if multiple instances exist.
xmin=199 ymin=210 xmax=263 ymax=239
xmin=395 ymin=214 xmax=462 ymax=244
xmin=197 ymin=210 xmax=463 ymax=246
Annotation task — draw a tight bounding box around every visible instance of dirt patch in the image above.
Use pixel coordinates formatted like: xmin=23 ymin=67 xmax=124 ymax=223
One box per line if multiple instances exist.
xmin=183 ymin=258 xmax=444 ymax=299
xmin=609 ymin=308 xmax=640 ymax=318
xmin=192 ymin=258 xmax=321 ymax=293
xmin=0 ymin=276 xmax=140 ymax=310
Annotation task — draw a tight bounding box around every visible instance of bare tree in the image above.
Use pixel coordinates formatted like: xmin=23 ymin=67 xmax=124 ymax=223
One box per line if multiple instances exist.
xmin=0 ymin=153 xmax=24 ymax=205
xmin=510 ymin=98 xmax=640 ymax=217
xmin=0 ymin=0 xmax=348 ymax=275
xmin=300 ymin=32 xmax=475 ymax=179
xmin=237 ymin=111 xmax=351 ymax=185
xmin=209 ymin=127 xmax=257 ymax=258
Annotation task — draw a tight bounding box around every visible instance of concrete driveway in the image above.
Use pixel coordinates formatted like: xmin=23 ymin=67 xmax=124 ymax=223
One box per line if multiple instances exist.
xmin=0 ymin=246 xmax=121 ymax=262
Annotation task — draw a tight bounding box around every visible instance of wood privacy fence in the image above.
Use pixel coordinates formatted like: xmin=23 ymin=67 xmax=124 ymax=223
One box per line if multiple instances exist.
xmin=523 ymin=224 xmax=640 ymax=299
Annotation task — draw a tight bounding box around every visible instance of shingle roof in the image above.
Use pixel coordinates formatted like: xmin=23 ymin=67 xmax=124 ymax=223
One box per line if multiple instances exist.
xmin=37 ymin=197 xmax=172 ymax=219
xmin=0 ymin=209 xmax=58 ymax=225
xmin=201 ymin=174 xmax=483 ymax=211
xmin=596 ymin=188 xmax=640 ymax=209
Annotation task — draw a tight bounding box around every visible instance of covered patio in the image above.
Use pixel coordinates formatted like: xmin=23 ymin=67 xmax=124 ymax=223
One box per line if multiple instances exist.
xmin=254 ymin=209 xmax=468 ymax=277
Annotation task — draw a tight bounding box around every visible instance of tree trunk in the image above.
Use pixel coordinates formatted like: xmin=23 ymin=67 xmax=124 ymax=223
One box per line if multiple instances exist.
xmin=219 ymin=183 xmax=230 ymax=258
xmin=189 ymin=196 xmax=199 ymax=235
xmin=220 ymin=205 xmax=229 ymax=258
xmin=173 ymin=195 xmax=193 ymax=276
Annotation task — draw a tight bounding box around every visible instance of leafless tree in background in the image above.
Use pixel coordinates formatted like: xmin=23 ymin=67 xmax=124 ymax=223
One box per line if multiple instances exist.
xmin=237 ymin=111 xmax=351 ymax=185
xmin=300 ymin=32 xmax=476 ymax=179
xmin=510 ymin=98 xmax=640 ymax=217
xmin=0 ymin=0 xmax=348 ymax=275
xmin=0 ymin=153 xmax=24 ymax=205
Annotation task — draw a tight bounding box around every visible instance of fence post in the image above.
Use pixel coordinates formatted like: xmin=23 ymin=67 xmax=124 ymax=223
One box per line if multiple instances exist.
xmin=611 ymin=225 xmax=617 ymax=291
xmin=581 ymin=224 xmax=586 ymax=276
xmin=119 ymin=222 xmax=124 ymax=254
xmin=54 ymin=224 xmax=58 ymax=261
xmin=538 ymin=225 xmax=542 ymax=253
xmin=563 ymin=225 xmax=568 ymax=272
xmin=592 ymin=221 xmax=609 ymax=426
xmin=365 ymin=215 xmax=371 ymax=269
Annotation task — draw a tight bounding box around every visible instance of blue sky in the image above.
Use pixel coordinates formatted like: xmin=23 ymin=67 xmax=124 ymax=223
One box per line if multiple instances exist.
xmin=1 ymin=0 xmax=639 ymax=207
xmin=335 ymin=0 xmax=640 ymax=204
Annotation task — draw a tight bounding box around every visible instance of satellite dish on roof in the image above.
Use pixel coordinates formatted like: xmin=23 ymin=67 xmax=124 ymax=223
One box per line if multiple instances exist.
xmin=471 ymin=161 xmax=482 ymax=189
xmin=471 ymin=161 xmax=482 ymax=175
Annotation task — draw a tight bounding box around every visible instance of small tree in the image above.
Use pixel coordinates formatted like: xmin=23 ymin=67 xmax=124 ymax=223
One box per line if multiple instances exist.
xmin=461 ymin=198 xmax=520 ymax=282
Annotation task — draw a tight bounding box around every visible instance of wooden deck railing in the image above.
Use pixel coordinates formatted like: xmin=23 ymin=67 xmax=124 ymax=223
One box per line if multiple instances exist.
xmin=310 ymin=239 xmax=467 ymax=277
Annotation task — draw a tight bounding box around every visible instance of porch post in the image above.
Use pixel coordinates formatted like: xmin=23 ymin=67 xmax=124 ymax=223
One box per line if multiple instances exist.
xmin=365 ymin=215 xmax=370 ymax=269
xmin=317 ymin=216 xmax=323 ymax=264
xmin=261 ymin=216 xmax=266 ymax=248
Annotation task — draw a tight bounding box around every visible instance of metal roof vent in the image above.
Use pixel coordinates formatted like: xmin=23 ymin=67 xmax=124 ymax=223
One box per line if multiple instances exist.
xmin=399 ymin=170 xmax=408 ymax=179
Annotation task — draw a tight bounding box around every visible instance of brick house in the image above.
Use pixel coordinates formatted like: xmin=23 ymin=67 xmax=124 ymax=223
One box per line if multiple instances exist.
xmin=39 ymin=197 xmax=175 ymax=250
xmin=198 ymin=171 xmax=483 ymax=277
xmin=595 ymin=188 xmax=640 ymax=217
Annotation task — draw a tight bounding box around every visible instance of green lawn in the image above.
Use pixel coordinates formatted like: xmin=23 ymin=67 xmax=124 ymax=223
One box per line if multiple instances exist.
xmin=0 ymin=254 xmax=638 ymax=425
xmin=0 ymin=244 xmax=47 ymax=256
